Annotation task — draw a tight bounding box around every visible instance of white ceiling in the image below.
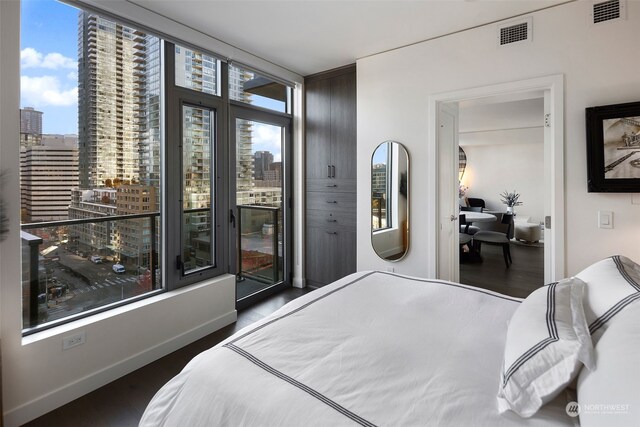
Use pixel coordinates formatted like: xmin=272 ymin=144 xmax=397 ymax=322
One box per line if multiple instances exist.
xmin=128 ymin=0 xmax=570 ymax=76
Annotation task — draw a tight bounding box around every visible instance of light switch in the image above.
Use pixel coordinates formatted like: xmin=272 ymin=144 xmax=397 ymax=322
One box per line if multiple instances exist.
xmin=598 ymin=211 xmax=613 ymax=229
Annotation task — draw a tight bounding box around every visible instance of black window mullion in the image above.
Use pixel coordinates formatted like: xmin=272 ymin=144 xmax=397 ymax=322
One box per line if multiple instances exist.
xmin=164 ymin=41 xmax=228 ymax=289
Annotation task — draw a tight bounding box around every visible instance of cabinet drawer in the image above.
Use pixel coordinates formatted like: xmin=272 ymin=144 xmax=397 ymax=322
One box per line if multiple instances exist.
xmin=307 ymin=179 xmax=356 ymax=193
xmin=307 ymin=209 xmax=356 ymax=230
xmin=306 ymin=191 xmax=356 ymax=214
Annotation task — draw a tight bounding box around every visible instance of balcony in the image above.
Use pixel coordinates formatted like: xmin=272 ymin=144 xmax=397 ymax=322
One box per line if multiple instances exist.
xmin=236 ymin=205 xmax=282 ymax=300
xmin=21 ymin=212 xmax=160 ymax=333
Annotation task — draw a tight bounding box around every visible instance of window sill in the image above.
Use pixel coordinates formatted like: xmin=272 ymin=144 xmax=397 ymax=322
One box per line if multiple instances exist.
xmin=22 ymin=273 xmax=235 ymax=346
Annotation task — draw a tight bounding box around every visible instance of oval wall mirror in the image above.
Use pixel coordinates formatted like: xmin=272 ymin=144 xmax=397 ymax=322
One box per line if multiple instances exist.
xmin=371 ymin=141 xmax=409 ymax=261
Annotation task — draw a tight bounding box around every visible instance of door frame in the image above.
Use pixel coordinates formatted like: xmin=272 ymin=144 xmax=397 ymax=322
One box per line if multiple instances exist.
xmin=229 ymin=104 xmax=293 ymax=308
xmin=427 ymin=75 xmax=565 ymax=283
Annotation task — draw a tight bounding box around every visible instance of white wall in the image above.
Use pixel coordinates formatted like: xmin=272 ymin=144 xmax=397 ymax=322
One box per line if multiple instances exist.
xmin=357 ymin=1 xmax=640 ymax=276
xmin=462 ymin=140 xmax=544 ymax=224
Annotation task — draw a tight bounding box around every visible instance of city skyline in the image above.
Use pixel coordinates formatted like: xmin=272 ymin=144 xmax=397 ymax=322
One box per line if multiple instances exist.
xmin=20 ymin=0 xmax=282 ymax=157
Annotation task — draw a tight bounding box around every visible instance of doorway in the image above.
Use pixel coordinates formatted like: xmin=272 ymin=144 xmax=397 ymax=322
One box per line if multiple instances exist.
xmin=229 ymin=105 xmax=292 ymax=309
xmin=457 ymin=94 xmax=545 ymax=296
xmin=429 ymin=75 xmax=565 ymax=289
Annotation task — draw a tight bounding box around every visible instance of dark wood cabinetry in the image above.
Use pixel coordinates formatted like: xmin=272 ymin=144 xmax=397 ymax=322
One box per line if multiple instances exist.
xmin=305 ymin=65 xmax=357 ymax=287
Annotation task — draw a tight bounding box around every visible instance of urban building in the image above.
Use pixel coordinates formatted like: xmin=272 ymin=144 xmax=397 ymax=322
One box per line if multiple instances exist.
xmin=68 ymin=188 xmax=117 ymax=255
xmin=371 ymin=163 xmax=387 ymax=195
xmin=77 ymin=12 xmax=146 ymax=189
xmin=41 ymin=134 xmax=78 ymax=148
xmin=20 ymin=144 xmax=79 ymax=222
xmin=20 ymin=107 xmax=43 ymax=147
xmin=114 ymin=185 xmax=157 ymax=268
xmin=253 ymin=150 xmax=274 ymax=180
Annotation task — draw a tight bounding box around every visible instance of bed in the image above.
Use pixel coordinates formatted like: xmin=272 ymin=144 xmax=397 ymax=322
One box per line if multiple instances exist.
xmin=141 ymin=271 xmax=578 ymax=426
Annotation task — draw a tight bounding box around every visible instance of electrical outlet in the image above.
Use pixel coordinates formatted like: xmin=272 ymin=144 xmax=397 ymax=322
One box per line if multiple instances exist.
xmin=63 ymin=331 xmax=85 ymax=350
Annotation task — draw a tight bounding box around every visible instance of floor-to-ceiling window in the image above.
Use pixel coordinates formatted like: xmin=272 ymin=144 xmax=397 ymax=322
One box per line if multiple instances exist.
xmin=19 ymin=0 xmax=294 ymax=333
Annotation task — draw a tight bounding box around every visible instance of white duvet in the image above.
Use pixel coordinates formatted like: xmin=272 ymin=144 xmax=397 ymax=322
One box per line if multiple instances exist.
xmin=141 ymin=271 xmax=575 ymax=426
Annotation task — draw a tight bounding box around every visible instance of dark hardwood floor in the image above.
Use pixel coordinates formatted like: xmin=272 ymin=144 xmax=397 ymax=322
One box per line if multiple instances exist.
xmin=459 ymin=241 xmax=544 ymax=298
xmin=24 ymin=286 xmax=312 ymax=427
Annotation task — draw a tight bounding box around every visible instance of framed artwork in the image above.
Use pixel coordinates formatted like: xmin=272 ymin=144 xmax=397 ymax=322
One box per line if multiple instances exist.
xmin=586 ymin=101 xmax=640 ymax=192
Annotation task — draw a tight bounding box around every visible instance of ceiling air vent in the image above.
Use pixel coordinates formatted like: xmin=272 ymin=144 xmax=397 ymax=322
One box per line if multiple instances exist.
xmin=591 ymin=0 xmax=625 ymax=24
xmin=497 ymin=18 xmax=532 ymax=47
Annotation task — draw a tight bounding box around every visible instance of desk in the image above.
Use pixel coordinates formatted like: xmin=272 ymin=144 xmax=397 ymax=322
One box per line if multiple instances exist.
xmin=463 ymin=212 xmax=497 ymax=224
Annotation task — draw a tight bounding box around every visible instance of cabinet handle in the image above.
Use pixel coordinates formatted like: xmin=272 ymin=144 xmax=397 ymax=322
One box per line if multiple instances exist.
xmin=327 ymin=165 xmax=331 ymax=178
xmin=326 ymin=201 xmax=337 ymax=204
xmin=331 ymin=165 xmax=336 ymax=178
xmin=326 ymin=231 xmax=337 ymax=235
xmin=326 ymin=184 xmax=337 ymax=188
xmin=327 ymin=219 xmax=337 ymax=223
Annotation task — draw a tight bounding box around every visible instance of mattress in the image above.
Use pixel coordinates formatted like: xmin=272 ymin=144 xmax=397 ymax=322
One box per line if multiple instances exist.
xmin=141 ymin=271 xmax=575 ymax=426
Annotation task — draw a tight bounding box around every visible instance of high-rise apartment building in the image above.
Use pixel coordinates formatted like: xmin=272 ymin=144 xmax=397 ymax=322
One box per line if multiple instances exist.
xmin=77 ymin=12 xmax=146 ymax=189
xmin=253 ymin=151 xmax=274 ymax=180
xmin=20 ymin=107 xmax=43 ymax=146
xmin=72 ymin=13 xmax=162 ymax=265
xmin=20 ymin=144 xmax=79 ymax=223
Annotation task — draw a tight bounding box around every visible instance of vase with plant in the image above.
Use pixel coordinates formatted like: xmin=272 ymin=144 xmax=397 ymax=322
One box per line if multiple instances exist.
xmin=500 ymin=190 xmax=522 ymax=214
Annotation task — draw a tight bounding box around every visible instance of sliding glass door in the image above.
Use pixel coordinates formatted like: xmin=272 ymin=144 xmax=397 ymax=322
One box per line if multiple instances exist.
xmin=230 ymin=106 xmax=292 ymax=307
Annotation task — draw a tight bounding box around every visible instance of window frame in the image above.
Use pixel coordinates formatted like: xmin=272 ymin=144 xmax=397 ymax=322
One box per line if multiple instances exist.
xmin=372 ymin=142 xmax=393 ymax=232
xmin=164 ymin=42 xmax=229 ymax=288
xmin=18 ymin=2 xmax=296 ymax=334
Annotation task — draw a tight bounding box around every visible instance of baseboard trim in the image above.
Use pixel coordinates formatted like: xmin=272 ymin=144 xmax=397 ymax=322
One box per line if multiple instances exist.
xmin=4 ymin=310 xmax=237 ymax=427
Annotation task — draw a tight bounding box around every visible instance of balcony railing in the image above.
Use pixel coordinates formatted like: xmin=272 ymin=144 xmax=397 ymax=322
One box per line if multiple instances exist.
xmin=21 ymin=212 xmax=160 ymax=333
xmin=237 ymin=205 xmax=281 ymax=286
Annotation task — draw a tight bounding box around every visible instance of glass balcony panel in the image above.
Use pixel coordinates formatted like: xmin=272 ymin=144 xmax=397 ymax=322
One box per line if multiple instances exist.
xmin=21 ymin=214 xmax=161 ymax=330
xmin=238 ymin=206 xmax=282 ymax=287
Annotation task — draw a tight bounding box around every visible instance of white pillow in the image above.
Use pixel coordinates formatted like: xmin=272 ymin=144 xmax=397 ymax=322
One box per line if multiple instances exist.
xmin=575 ymin=255 xmax=640 ymax=341
xmin=577 ymin=299 xmax=640 ymax=426
xmin=497 ymin=278 xmax=594 ymax=417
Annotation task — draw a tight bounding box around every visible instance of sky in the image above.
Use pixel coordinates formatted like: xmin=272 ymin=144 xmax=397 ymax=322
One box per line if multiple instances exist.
xmin=20 ymin=0 xmax=284 ymax=160
xmin=21 ymin=0 xmax=79 ymax=135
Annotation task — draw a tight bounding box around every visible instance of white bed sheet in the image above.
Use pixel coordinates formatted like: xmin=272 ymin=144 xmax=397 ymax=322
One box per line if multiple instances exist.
xmin=141 ymin=271 xmax=575 ymax=426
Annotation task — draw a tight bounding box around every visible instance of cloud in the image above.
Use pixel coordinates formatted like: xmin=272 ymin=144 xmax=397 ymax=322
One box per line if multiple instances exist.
xmin=21 ymin=48 xmax=42 ymax=69
xmin=67 ymin=71 xmax=78 ymax=80
xmin=252 ymin=123 xmax=283 ymax=161
xmin=21 ymin=75 xmax=77 ymax=107
xmin=21 ymin=48 xmax=77 ymax=70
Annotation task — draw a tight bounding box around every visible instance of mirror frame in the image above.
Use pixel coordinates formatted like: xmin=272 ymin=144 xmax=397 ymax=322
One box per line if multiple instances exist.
xmin=371 ymin=140 xmax=409 ymax=262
